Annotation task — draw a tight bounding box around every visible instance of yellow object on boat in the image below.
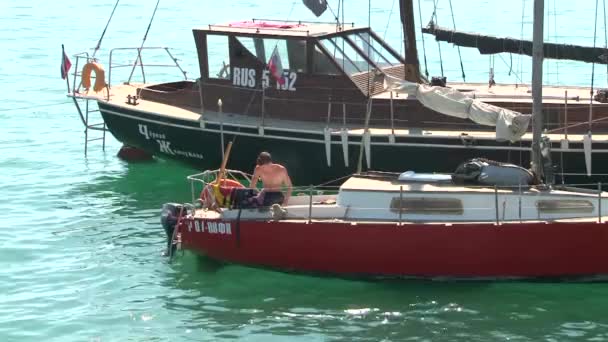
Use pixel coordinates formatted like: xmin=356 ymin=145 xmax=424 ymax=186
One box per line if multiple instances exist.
xmin=81 ymin=62 xmax=106 ymax=92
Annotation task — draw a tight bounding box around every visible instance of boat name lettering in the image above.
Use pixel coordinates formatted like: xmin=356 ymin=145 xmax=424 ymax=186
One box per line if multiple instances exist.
xmin=138 ymin=124 xmax=166 ymax=140
xmin=157 ymin=139 xmax=175 ymax=154
xmin=188 ymin=220 xmax=232 ymax=235
xmin=232 ymin=68 xmax=297 ymax=91
xmin=232 ymin=67 xmax=256 ymax=88
xmin=157 ymin=140 xmax=204 ymax=159
xmin=262 ymin=70 xmax=297 ymax=91
xmin=137 ymin=124 xmax=203 ymax=159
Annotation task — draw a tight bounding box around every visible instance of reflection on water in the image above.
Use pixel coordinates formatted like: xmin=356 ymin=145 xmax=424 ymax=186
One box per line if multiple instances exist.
xmin=71 ymin=158 xmax=196 ymax=213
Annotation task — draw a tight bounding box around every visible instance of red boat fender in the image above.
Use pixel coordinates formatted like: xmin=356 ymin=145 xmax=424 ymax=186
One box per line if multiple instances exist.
xmin=200 ymin=179 xmax=244 ymax=208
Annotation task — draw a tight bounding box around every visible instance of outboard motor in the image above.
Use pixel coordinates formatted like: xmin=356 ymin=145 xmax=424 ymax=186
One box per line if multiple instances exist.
xmin=160 ymin=203 xmax=187 ymax=256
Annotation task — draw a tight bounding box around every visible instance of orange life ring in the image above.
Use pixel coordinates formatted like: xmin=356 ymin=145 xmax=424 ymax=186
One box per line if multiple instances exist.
xmin=200 ymin=179 xmax=244 ymax=208
xmin=81 ymin=62 xmax=107 ymax=92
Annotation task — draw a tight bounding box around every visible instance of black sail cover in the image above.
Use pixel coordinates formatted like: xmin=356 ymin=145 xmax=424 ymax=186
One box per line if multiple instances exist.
xmin=302 ymin=0 xmax=328 ymax=17
xmin=423 ymin=24 xmax=608 ymax=64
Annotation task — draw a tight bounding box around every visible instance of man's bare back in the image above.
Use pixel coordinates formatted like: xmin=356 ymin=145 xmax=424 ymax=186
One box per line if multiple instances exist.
xmin=250 ymin=152 xmax=292 ymax=205
xmin=252 ymin=163 xmax=289 ymax=190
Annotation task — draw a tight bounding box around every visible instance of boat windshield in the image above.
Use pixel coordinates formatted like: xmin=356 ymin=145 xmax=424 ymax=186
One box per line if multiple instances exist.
xmin=234 ymin=36 xmax=307 ymax=73
xmin=347 ymin=32 xmax=401 ymax=68
xmin=319 ymin=32 xmax=401 ymax=75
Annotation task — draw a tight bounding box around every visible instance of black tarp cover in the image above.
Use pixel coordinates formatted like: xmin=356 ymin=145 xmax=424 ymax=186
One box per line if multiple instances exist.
xmin=423 ymin=24 xmax=608 ymax=64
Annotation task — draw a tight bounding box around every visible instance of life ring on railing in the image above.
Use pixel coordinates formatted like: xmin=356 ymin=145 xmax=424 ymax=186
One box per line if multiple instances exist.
xmin=200 ymin=179 xmax=244 ymax=209
xmin=81 ymin=62 xmax=107 ymax=92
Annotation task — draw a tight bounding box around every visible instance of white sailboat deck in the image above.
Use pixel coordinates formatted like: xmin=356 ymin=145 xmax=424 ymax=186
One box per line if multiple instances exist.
xmin=186 ymin=171 xmax=608 ymax=224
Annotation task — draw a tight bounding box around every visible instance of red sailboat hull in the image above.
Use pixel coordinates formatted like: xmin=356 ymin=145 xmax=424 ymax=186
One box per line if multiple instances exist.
xmin=177 ymin=218 xmax=608 ymax=279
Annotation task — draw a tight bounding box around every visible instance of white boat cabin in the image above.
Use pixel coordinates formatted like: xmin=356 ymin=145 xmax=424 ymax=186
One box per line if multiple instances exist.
xmin=190 ymin=170 xmax=608 ymax=224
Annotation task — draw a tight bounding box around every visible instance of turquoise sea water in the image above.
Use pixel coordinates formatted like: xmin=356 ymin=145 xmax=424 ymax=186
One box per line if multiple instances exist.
xmin=2 ymin=1 xmax=608 ymax=341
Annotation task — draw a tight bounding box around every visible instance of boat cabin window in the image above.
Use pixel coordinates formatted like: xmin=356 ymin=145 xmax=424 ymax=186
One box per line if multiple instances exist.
xmin=313 ymin=45 xmax=340 ymax=75
xmin=235 ymin=37 xmax=258 ymax=58
xmin=390 ymin=197 xmax=464 ymax=215
xmin=320 ymin=36 xmax=372 ymax=75
xmin=207 ymin=34 xmax=231 ymax=79
xmin=233 ymin=36 xmax=307 ymax=73
xmin=536 ymin=200 xmax=594 ymax=213
xmin=263 ymin=39 xmax=291 ymax=70
xmin=347 ymin=32 xmax=401 ymax=67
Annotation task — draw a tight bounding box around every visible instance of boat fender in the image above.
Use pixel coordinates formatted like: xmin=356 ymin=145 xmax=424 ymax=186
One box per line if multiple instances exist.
xmin=81 ymin=62 xmax=107 ymax=92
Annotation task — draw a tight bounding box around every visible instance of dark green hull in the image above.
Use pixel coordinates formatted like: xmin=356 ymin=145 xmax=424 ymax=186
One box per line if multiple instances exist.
xmin=99 ymin=101 xmax=608 ymax=185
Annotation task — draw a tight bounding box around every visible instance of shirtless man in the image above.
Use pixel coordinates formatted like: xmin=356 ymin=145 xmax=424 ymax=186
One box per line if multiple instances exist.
xmin=250 ymin=151 xmax=292 ymax=206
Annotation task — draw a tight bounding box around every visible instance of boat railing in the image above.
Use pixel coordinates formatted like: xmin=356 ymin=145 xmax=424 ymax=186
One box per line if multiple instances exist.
xmin=187 ymin=169 xmax=253 ymax=204
xmin=107 ymin=47 xmax=188 ymax=88
xmin=207 ymin=18 xmax=355 ymax=37
xmin=204 ymin=78 xmax=601 ymax=136
xmin=208 ymin=24 xmax=313 ymax=36
xmin=252 ymin=18 xmax=356 ymax=27
xmin=268 ymin=182 xmax=606 ymax=224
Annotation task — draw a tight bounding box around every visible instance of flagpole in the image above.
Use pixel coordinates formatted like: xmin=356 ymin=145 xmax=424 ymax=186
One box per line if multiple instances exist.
xmin=62 ymin=44 xmax=71 ymax=94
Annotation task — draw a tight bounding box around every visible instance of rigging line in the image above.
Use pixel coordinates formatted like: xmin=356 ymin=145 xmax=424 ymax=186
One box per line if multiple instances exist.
xmin=267 ymin=1 xmax=298 ymax=58
xmin=142 ymin=0 xmax=160 ymax=44
xmin=546 ymin=0 xmax=550 ymax=84
xmin=417 ymin=0 xmax=429 ymax=78
xmin=326 ymin=0 xmax=340 ymax=26
xmin=342 ymin=0 xmax=345 ymax=32
xmin=381 ymin=0 xmax=397 ymax=41
xmin=91 ymin=0 xmax=120 ymax=59
xmin=497 ymin=54 xmax=525 ymax=84
xmin=517 ymin=0 xmax=526 ymax=87
xmin=128 ymin=0 xmax=161 ymax=85
xmin=591 ymin=0 xmax=599 ymax=98
xmin=604 ymin=0 xmax=607 ymax=87
xmin=430 ymin=0 xmax=439 ymax=23
xmin=448 ymin=0 xmax=465 ymax=82
xmin=553 ymin=0 xmax=559 ymax=84
xmin=433 ymin=0 xmax=444 ymax=77
xmin=285 ymin=1 xmax=297 ymax=23
xmin=367 ymin=0 xmax=371 ymax=97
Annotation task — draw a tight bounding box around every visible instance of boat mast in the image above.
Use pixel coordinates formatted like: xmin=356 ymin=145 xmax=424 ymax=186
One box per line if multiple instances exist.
xmin=531 ymin=0 xmax=544 ymax=182
xmin=400 ymin=0 xmax=422 ymax=82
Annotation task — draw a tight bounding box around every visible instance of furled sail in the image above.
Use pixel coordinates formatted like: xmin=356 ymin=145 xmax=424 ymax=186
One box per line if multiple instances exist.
xmin=422 ymin=24 xmax=608 ymax=64
xmin=385 ymin=76 xmax=531 ymax=142
xmin=302 ymin=0 xmax=328 ymax=17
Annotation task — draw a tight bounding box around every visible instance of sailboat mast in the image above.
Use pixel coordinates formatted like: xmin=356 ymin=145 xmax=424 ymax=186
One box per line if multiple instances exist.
xmin=531 ymin=0 xmax=544 ymax=181
xmin=400 ymin=0 xmax=422 ymax=82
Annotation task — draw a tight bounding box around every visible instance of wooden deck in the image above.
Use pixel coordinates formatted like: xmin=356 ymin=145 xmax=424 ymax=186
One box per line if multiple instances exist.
xmin=70 ymin=81 xmax=608 ymax=144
